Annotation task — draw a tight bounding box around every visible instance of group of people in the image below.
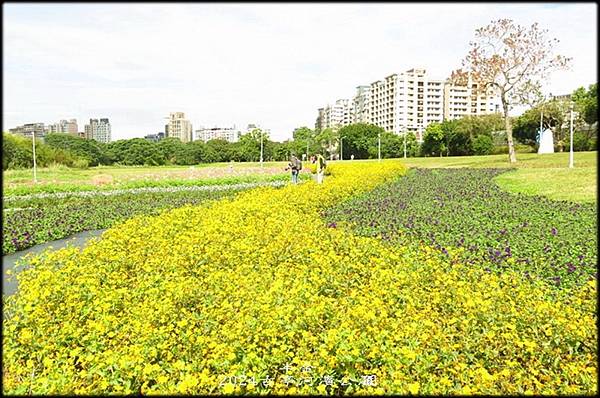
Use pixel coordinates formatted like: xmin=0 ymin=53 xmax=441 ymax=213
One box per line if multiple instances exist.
xmin=285 ymin=154 xmax=326 ymax=184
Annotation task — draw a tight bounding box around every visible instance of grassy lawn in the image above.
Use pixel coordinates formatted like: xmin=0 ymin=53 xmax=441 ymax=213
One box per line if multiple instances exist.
xmin=495 ymin=167 xmax=597 ymax=203
xmin=2 ymin=162 xmax=291 ymax=196
xmin=399 ymin=151 xmax=598 ymax=169
xmin=397 ymin=151 xmax=598 ymax=203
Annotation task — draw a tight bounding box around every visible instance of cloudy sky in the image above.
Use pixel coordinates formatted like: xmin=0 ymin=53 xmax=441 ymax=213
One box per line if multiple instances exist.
xmin=3 ymin=2 xmax=597 ymax=141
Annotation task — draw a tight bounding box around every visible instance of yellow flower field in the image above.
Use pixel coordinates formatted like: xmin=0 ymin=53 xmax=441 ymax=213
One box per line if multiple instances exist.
xmin=2 ymin=161 xmax=597 ymax=395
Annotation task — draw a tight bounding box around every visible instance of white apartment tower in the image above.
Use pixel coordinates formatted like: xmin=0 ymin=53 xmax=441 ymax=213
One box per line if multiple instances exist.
xmin=443 ymin=80 xmax=501 ymax=120
xmin=315 ymin=99 xmax=354 ymax=131
xmin=165 ymin=112 xmax=193 ymax=143
xmin=84 ymin=118 xmax=111 ymax=143
xmin=318 ymin=67 xmax=501 ymax=142
xmin=352 ymin=85 xmax=371 ymax=124
xmin=47 ymin=119 xmax=78 ymax=135
xmin=195 ymin=126 xmax=239 ymax=143
xmin=368 ymin=69 xmax=444 ymax=141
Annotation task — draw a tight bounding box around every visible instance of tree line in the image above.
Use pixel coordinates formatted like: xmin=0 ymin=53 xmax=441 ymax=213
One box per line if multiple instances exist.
xmin=2 ymin=84 xmax=596 ymax=170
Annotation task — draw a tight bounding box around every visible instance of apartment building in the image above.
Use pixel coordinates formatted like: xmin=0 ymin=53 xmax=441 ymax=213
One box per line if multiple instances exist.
xmin=46 ymin=119 xmax=78 ymax=135
xmin=352 ymin=85 xmax=371 ymax=124
xmin=84 ymin=118 xmax=111 ymax=143
xmin=144 ymin=132 xmax=165 ymax=142
xmin=165 ymin=112 xmax=193 ymax=143
xmin=367 ymin=68 xmax=444 ymax=141
xmin=9 ymin=123 xmax=46 ymax=139
xmin=314 ymin=99 xmax=354 ymax=132
xmin=195 ymin=126 xmax=239 ymax=143
xmin=315 ymin=108 xmax=325 ymax=132
xmin=317 ymin=67 xmax=501 ymax=141
xmin=443 ymin=81 xmax=500 ymax=120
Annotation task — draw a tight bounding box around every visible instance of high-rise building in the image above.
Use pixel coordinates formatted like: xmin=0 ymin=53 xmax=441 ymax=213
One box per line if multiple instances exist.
xmin=9 ymin=123 xmax=45 ymax=139
xmin=315 ymin=108 xmax=325 ymax=132
xmin=144 ymin=132 xmax=165 ymax=142
xmin=84 ymin=118 xmax=111 ymax=143
xmin=317 ymin=67 xmax=501 ymax=142
xmin=443 ymin=79 xmax=500 ymax=120
xmin=368 ymin=68 xmax=445 ymax=141
xmin=195 ymin=126 xmax=239 ymax=143
xmin=314 ymin=99 xmax=354 ymax=132
xmin=46 ymin=119 xmax=78 ymax=135
xmin=165 ymin=112 xmax=193 ymax=142
xmin=352 ymin=85 xmax=371 ymax=124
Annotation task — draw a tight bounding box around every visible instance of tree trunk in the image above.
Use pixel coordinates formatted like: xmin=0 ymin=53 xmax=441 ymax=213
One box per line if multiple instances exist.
xmin=503 ymin=98 xmax=517 ymax=163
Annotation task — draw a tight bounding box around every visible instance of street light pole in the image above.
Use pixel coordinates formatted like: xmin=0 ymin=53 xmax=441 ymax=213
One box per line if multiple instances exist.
xmin=540 ymin=102 xmax=544 ymax=138
xmin=260 ymin=130 xmax=264 ymax=168
xmin=569 ymin=102 xmax=574 ymax=168
xmin=403 ymin=130 xmax=407 ymax=159
xmin=306 ymin=139 xmax=309 ymax=160
xmin=340 ymin=136 xmax=343 ymax=161
xmin=32 ymin=130 xmax=38 ymax=183
xmin=378 ymin=132 xmax=381 ymax=162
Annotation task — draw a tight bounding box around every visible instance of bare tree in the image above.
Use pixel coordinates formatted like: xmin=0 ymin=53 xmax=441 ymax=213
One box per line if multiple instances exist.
xmin=452 ymin=19 xmax=571 ymax=163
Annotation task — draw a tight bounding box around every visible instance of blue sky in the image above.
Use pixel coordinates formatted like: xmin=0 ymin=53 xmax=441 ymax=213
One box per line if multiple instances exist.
xmin=3 ymin=2 xmax=597 ymax=141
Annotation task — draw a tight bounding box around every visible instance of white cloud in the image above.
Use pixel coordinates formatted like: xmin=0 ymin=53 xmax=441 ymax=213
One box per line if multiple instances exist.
xmin=3 ymin=3 xmax=597 ymax=141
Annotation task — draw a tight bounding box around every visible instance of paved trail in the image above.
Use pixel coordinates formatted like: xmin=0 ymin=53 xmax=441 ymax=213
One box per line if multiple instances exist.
xmin=2 ymin=229 xmax=107 ymax=296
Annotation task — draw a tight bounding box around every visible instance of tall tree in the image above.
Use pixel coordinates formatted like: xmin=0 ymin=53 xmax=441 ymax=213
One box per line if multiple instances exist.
xmin=452 ymin=19 xmax=571 ymax=163
xmin=292 ymin=126 xmax=317 ymax=158
xmin=421 ymin=123 xmax=447 ymax=157
xmin=572 ymin=83 xmax=598 ymax=127
xmin=337 ymin=123 xmax=383 ymax=159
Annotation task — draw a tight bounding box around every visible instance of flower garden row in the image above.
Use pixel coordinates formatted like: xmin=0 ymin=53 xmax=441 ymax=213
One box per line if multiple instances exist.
xmin=2 ymin=181 xmax=285 ymax=255
xmin=325 ymin=168 xmax=597 ymax=289
xmin=4 ymin=172 xmax=302 ymax=197
xmin=3 ymin=161 xmax=596 ymax=395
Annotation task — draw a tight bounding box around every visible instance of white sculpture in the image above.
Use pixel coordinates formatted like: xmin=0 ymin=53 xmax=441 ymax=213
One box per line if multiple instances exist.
xmin=537 ymin=128 xmax=555 ymax=154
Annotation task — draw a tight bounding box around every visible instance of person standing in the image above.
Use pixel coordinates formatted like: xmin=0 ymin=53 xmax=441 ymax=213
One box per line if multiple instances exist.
xmin=286 ymin=155 xmax=301 ymax=184
xmin=316 ymin=153 xmax=326 ymax=184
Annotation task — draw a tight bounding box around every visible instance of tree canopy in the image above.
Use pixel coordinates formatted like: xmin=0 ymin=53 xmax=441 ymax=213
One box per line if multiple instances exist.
xmin=452 ymin=18 xmax=571 ymax=163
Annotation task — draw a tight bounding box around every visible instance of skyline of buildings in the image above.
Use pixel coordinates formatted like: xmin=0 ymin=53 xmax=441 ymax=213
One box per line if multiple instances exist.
xmin=195 ymin=126 xmax=239 ymax=143
xmin=84 ymin=118 xmax=111 ymax=143
xmin=316 ymin=67 xmax=502 ymax=141
xmin=164 ymin=112 xmax=193 ymax=143
xmin=46 ymin=119 xmax=78 ymax=135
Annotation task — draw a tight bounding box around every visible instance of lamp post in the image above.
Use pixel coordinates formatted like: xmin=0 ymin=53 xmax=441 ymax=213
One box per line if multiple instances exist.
xmin=32 ymin=130 xmax=38 ymax=183
xmin=403 ymin=130 xmax=407 ymax=159
xmin=378 ymin=132 xmax=381 ymax=162
xmin=540 ymin=99 xmax=544 ymax=138
xmin=260 ymin=130 xmax=264 ymax=168
xmin=306 ymin=139 xmax=309 ymax=160
xmin=340 ymin=136 xmax=344 ymax=161
xmin=569 ymin=102 xmax=574 ymax=168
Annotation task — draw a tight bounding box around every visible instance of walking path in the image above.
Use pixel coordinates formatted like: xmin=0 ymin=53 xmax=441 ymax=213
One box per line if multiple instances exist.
xmin=2 ymin=229 xmax=107 ymax=296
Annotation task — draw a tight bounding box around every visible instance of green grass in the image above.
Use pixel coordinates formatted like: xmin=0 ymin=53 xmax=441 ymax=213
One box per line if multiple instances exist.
xmin=398 ymin=151 xmax=598 ymax=204
xmin=399 ymin=151 xmax=598 ymax=169
xmin=495 ymin=167 xmax=597 ymax=203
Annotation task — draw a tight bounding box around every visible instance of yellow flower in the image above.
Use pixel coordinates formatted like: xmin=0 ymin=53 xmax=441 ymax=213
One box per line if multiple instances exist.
xmin=222 ymin=382 xmax=235 ymax=394
xmin=408 ymin=382 xmax=420 ymax=394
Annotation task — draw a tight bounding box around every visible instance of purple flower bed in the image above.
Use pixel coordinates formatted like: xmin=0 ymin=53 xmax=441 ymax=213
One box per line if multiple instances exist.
xmin=324 ymin=168 xmax=597 ymax=288
xmin=2 ymin=186 xmax=263 ymax=255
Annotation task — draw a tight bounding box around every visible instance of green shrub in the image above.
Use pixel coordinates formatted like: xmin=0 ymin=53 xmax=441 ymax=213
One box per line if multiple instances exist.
xmin=563 ymin=132 xmax=597 ymax=152
xmin=472 ymin=135 xmax=494 ymax=155
xmin=73 ymin=158 xmax=90 ymax=169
